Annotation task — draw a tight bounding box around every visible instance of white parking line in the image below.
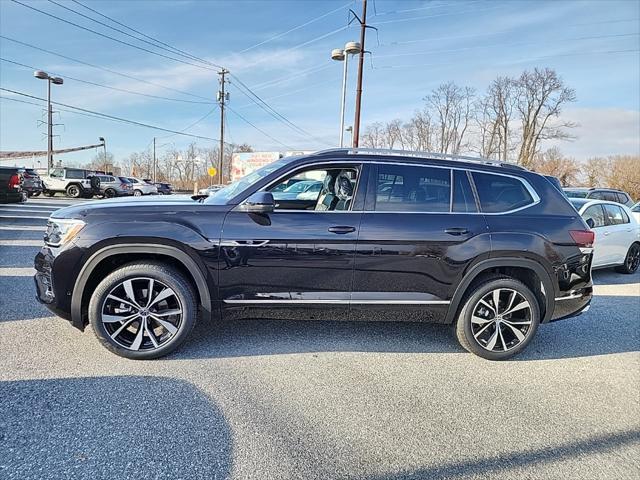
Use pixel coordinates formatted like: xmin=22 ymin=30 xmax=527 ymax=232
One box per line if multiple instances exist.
xmin=0 ymin=215 xmax=49 ymax=220
xmin=0 ymin=225 xmax=45 ymax=231
xmin=0 ymin=208 xmax=54 ymax=214
xmin=0 ymin=240 xmax=42 ymax=246
xmin=0 ymin=267 xmax=34 ymax=276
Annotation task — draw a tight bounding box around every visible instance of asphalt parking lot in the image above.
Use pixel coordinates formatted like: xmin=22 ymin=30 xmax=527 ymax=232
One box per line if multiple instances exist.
xmin=0 ymin=197 xmax=639 ymax=480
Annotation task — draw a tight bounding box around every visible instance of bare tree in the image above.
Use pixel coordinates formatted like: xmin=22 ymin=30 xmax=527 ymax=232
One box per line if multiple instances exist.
xmin=425 ymin=82 xmax=475 ymax=154
xmin=583 ymin=157 xmax=607 ymax=187
xmin=531 ymin=147 xmax=580 ymax=186
xmin=602 ymin=155 xmax=640 ymax=199
xmin=361 ymin=122 xmax=385 ymax=148
xmin=515 ymin=68 xmax=576 ymax=168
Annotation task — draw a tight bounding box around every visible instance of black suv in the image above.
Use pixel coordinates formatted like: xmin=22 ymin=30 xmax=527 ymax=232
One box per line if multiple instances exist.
xmin=34 ymin=149 xmax=594 ymax=360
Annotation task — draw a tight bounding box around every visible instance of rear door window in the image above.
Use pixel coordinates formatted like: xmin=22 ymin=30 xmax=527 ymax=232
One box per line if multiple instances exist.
xmin=616 ymin=193 xmax=629 ymax=204
xmin=471 ymin=172 xmax=534 ymax=213
xmin=603 ymin=204 xmax=629 ymax=225
xmin=582 ymin=205 xmax=606 ymax=228
xmin=66 ymin=169 xmax=85 ymax=179
xmin=374 ymin=164 xmax=451 ymax=212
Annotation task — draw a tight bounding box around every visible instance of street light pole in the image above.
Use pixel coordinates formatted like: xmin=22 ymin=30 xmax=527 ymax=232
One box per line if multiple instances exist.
xmin=99 ymin=137 xmax=107 ymax=172
xmin=153 ymin=137 xmax=156 ymax=183
xmin=34 ymin=70 xmax=63 ymax=175
xmin=47 ymin=79 xmax=53 ymax=174
xmin=332 ymin=42 xmax=361 ymax=148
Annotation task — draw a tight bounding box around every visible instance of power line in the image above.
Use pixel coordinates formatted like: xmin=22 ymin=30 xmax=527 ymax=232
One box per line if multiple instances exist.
xmin=155 ymin=106 xmax=219 ymax=140
xmin=230 ymin=73 xmax=332 ymax=146
xmin=374 ymin=32 xmax=640 ymax=59
xmin=0 ymin=35 xmax=213 ymax=101
xmin=226 ymin=105 xmax=295 ymax=150
xmin=11 ymin=0 xmax=219 ymax=71
xmin=0 ymin=57 xmax=215 ymax=105
xmin=374 ymin=0 xmax=481 ymax=16
xmin=57 ymin=0 xmax=221 ymax=69
xmin=250 ymin=63 xmax=334 ymax=91
xmin=374 ymin=48 xmax=640 ymax=70
xmin=0 ymin=87 xmax=221 ymax=141
xmin=369 ymin=3 xmax=503 ymax=26
xmin=237 ymin=1 xmax=353 ymax=54
xmin=380 ymin=18 xmax=640 ymax=47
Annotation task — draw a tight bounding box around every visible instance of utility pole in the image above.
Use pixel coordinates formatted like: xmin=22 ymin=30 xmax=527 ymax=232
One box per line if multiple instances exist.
xmin=153 ymin=137 xmax=156 ymax=183
xmin=352 ymin=0 xmax=368 ymax=148
xmin=217 ymin=68 xmax=229 ymax=185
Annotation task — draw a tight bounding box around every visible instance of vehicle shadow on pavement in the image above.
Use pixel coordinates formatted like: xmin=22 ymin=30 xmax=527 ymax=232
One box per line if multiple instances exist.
xmin=364 ymin=428 xmax=640 ymax=480
xmin=175 ymin=293 xmax=639 ymax=362
xmin=0 ymin=376 xmax=232 ymax=480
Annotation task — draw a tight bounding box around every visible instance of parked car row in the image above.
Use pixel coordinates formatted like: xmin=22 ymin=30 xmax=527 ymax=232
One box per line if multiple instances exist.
xmin=1 ymin=166 xmax=175 ymax=203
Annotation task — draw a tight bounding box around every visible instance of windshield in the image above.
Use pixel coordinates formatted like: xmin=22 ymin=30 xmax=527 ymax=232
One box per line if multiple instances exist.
xmin=206 ymin=156 xmax=296 ymax=204
xmin=633 ymin=202 xmax=640 ymax=212
xmin=564 ymin=190 xmax=588 ymax=198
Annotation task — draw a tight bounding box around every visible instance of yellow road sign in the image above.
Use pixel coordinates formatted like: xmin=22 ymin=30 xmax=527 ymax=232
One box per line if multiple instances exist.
xmin=208 ymin=167 xmax=217 ymax=177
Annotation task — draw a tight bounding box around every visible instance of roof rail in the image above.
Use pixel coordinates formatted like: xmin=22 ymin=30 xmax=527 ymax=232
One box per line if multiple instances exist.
xmin=310 ymin=147 xmax=525 ymax=170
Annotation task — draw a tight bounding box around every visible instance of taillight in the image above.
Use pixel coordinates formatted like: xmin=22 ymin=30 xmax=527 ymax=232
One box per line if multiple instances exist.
xmin=8 ymin=174 xmax=20 ymax=189
xmin=570 ymin=230 xmax=595 ymax=248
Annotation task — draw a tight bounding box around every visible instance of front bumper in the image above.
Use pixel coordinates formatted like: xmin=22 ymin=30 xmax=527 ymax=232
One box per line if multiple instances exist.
xmin=34 ymin=245 xmax=84 ymax=326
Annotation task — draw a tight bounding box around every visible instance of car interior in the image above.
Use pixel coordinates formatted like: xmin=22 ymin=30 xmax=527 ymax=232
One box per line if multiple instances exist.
xmin=268 ymin=168 xmax=357 ymax=211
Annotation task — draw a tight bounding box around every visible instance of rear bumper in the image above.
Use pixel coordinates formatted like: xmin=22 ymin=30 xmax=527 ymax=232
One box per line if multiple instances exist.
xmin=549 ymin=286 xmax=593 ymax=322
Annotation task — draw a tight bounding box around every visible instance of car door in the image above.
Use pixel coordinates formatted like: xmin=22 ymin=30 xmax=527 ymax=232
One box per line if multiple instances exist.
xmin=581 ymin=204 xmax=610 ymax=267
xmin=351 ymin=163 xmax=489 ymax=323
xmin=47 ymin=168 xmax=65 ymax=191
xmin=602 ymin=203 xmax=633 ymax=264
xmin=218 ymin=162 xmax=365 ymax=322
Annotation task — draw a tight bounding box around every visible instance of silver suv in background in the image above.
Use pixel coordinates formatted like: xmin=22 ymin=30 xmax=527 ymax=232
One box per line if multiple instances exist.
xmin=127 ymin=177 xmax=158 ymax=196
xmin=97 ymin=175 xmax=133 ymax=198
xmin=564 ymin=187 xmax=634 ymax=206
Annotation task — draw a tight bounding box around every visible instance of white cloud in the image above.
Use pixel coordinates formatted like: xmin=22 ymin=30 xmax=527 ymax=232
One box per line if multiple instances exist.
xmin=548 ymin=107 xmax=640 ymax=160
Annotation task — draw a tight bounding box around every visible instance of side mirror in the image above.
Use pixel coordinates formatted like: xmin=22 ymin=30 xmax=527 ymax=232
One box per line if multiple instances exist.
xmin=586 ymin=218 xmax=595 ymax=229
xmin=237 ymin=191 xmax=275 ymax=213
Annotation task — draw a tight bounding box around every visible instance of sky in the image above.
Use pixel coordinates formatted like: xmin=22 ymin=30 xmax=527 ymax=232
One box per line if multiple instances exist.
xmin=0 ymin=0 xmax=638 ymax=168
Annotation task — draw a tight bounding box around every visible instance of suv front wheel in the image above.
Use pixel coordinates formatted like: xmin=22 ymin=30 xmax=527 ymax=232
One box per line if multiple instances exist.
xmin=455 ymin=276 xmax=540 ymax=360
xmin=89 ymin=262 xmax=197 ymax=359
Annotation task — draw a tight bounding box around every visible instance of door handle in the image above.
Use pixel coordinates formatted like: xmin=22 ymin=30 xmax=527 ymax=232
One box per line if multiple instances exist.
xmin=328 ymin=226 xmax=356 ymax=234
xmin=444 ymin=227 xmax=469 ymax=236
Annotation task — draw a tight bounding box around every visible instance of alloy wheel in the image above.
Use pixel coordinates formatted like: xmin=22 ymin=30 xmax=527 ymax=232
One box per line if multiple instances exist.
xmin=101 ymin=277 xmax=183 ymax=351
xmin=470 ymin=288 xmax=533 ymax=352
xmin=627 ymin=244 xmax=640 ymax=272
xmin=134 ymin=190 xmax=142 ymax=196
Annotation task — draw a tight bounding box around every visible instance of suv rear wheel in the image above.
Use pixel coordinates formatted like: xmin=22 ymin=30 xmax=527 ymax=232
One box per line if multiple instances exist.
xmin=133 ymin=189 xmax=143 ymax=197
xmin=66 ymin=184 xmax=81 ymax=198
xmin=89 ymin=262 xmax=197 ymax=359
xmin=455 ymin=276 xmax=540 ymax=360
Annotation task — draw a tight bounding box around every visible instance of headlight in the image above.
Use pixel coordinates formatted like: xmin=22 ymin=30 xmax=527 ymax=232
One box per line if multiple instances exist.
xmin=44 ymin=219 xmax=85 ymax=247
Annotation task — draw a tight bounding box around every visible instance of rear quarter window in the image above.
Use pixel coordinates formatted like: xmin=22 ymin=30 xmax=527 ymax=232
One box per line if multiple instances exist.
xmin=471 ymin=172 xmax=534 ymax=213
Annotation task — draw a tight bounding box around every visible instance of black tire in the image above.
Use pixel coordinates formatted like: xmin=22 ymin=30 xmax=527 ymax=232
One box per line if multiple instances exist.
xmin=455 ymin=275 xmax=540 ymax=360
xmin=104 ymin=188 xmax=116 ymax=198
xmin=25 ymin=191 xmax=32 ymax=198
xmin=43 ymin=190 xmax=55 ymax=197
xmin=66 ymin=184 xmax=81 ymax=198
xmin=89 ymin=176 xmax=101 ymax=190
xmin=615 ymin=242 xmax=640 ymax=274
xmin=89 ymin=262 xmax=198 ymax=360
xmin=133 ymin=189 xmax=143 ymax=197
xmin=32 ymin=191 xmax=41 ymax=197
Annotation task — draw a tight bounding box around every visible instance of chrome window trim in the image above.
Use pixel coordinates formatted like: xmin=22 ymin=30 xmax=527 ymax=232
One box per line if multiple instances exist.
xmin=238 ymin=158 xmax=539 ymax=216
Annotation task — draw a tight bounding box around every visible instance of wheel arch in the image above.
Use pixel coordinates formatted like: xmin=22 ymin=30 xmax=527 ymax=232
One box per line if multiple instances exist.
xmin=71 ymin=244 xmax=212 ymax=330
xmin=445 ymin=257 xmax=556 ymax=325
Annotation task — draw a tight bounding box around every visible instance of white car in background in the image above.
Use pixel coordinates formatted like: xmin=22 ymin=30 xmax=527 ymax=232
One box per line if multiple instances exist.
xmin=570 ymin=198 xmax=640 ymax=274
xmin=127 ymin=177 xmax=158 ymax=196
xmin=632 ymin=202 xmax=640 ymax=223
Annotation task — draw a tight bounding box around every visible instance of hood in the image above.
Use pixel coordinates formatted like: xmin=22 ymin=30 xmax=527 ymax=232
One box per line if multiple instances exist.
xmin=50 ymin=194 xmax=209 ymax=219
